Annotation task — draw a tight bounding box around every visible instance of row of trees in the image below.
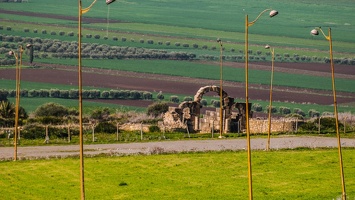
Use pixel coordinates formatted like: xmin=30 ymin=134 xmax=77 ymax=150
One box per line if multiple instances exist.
xmin=0 ymin=35 xmax=197 ymax=61
xmin=2 ymin=32 xmax=355 ymax=65
xmin=252 ymin=103 xmax=322 ymax=118
xmin=0 ymin=89 xmax=153 ymax=100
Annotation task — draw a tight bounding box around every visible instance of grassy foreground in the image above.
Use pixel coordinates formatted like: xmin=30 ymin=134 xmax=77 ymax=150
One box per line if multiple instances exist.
xmin=0 ymin=149 xmax=354 ymax=199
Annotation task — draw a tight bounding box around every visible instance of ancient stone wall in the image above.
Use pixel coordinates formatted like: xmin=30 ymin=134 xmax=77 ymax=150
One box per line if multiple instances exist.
xmin=249 ymin=118 xmax=297 ymax=134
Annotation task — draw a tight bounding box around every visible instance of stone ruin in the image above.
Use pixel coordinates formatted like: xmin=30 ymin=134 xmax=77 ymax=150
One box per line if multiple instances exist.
xmin=159 ymin=85 xmax=252 ymax=133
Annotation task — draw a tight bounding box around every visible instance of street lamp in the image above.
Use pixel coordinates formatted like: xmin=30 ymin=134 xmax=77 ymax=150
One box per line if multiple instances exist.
xmin=217 ymin=38 xmax=224 ymax=138
xmin=9 ymin=44 xmax=31 ymax=161
xmin=265 ymin=45 xmax=274 ymax=151
xmin=78 ymin=0 xmax=116 ymax=199
xmin=245 ymin=9 xmax=278 ymax=200
xmin=311 ymin=27 xmax=346 ymax=200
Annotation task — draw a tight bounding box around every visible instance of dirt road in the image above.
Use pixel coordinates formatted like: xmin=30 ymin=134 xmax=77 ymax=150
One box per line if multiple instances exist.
xmin=1 ymin=136 xmax=354 ymax=160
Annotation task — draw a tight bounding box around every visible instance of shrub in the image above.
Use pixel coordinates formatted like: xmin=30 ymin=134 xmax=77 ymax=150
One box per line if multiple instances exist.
xmin=139 ymin=39 xmax=144 ymax=43
xmin=183 ymin=96 xmax=193 ymax=101
xmin=170 ymin=95 xmax=180 ymax=103
xmin=182 ymin=43 xmax=189 ymax=48
xmin=86 ymin=34 xmax=92 ymax=38
xmin=34 ymin=102 xmax=69 ymax=118
xmin=308 ymin=109 xmax=320 ymax=118
xmin=147 ymin=39 xmax=154 ymax=44
xmin=59 ymin=31 xmax=65 ymax=36
xmin=103 ymin=36 xmax=108 ymax=40
xmin=51 ymin=31 xmax=57 ymax=35
xmin=200 ymin=99 xmax=207 ymax=106
xmin=24 ymin=28 xmax=30 ymax=32
xmin=50 ymin=89 xmax=60 ymax=98
xmin=165 ymin=41 xmax=170 ymax=46
xmin=147 ymin=102 xmax=169 ymax=117
xmin=121 ymin=37 xmax=126 ymax=42
xmin=95 ymin=122 xmax=117 ymax=134
xmin=142 ymin=92 xmax=153 ymax=100
xmin=252 ymin=103 xmax=263 ymax=112
xmin=94 ymin=34 xmax=100 ymax=39
xmin=33 ymin=29 xmax=38 ymax=33
xmin=293 ymin=108 xmax=305 ymax=116
xmin=156 ymin=91 xmax=164 ymax=100
xmin=113 ymin=36 xmax=118 ymax=41
xmin=68 ymin=31 xmax=74 ymax=37
xmin=174 ymin=42 xmax=180 ymax=47
xmin=6 ymin=26 xmax=11 ymax=31
xmin=149 ymin=125 xmax=160 ymax=133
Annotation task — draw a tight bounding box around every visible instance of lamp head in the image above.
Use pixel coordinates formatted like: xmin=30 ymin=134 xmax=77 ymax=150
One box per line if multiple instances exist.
xmin=106 ymin=0 xmax=116 ymax=5
xmin=269 ymin=10 xmax=278 ymax=17
xmin=8 ymin=51 xmax=14 ymax=56
xmin=26 ymin=44 xmax=32 ymax=48
xmin=217 ymin=38 xmax=221 ymax=42
xmin=265 ymin=45 xmax=271 ymax=49
xmin=311 ymin=29 xmax=319 ymax=35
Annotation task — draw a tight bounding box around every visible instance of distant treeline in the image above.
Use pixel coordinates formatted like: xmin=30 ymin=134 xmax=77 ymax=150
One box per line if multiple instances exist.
xmin=0 ymin=89 xmax=153 ymax=100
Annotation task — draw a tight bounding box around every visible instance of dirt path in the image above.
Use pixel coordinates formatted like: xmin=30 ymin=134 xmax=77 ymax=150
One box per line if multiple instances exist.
xmin=1 ymin=136 xmax=354 ymax=160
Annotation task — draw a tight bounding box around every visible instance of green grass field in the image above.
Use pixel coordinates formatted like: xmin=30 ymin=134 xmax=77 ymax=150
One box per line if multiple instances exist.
xmin=1 ymin=0 xmax=355 ymax=114
xmin=0 ymin=149 xmax=354 ymax=199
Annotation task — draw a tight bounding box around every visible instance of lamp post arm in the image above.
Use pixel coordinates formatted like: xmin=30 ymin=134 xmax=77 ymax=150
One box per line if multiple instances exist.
xmin=247 ymin=8 xmax=272 ymax=27
xmin=81 ymin=0 xmax=98 ymax=14
xmin=316 ymin=27 xmax=330 ymax=41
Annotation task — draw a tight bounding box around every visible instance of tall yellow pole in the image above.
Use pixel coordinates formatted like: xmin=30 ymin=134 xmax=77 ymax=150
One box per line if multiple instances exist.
xmin=244 ymin=14 xmax=252 ymax=200
xmin=244 ymin=9 xmax=277 ymax=199
xmin=218 ymin=39 xmax=224 ymax=138
xmin=13 ymin=50 xmax=19 ymax=161
xmin=266 ymin=48 xmax=274 ymax=151
xmin=327 ymin=28 xmax=346 ymax=200
xmin=78 ymin=0 xmax=85 ymax=199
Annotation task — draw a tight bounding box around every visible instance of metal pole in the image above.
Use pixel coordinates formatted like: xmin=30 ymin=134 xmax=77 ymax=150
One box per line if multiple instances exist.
xmin=218 ymin=39 xmax=224 ymax=138
xmin=14 ymin=51 xmax=19 ymax=161
xmin=328 ymin=28 xmax=346 ymax=200
xmin=245 ymin=14 xmax=253 ymax=200
xmin=266 ymin=48 xmax=274 ymax=151
xmin=78 ymin=1 xmax=85 ymax=199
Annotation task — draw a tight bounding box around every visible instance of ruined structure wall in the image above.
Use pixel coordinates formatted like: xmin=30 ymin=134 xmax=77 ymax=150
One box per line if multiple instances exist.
xmin=249 ymin=119 xmax=296 ymax=134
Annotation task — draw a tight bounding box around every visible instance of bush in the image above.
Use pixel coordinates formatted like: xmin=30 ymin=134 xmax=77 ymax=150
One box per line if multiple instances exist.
xmin=121 ymin=37 xmax=127 ymax=42
xmin=95 ymin=122 xmax=117 ymax=134
xmin=252 ymin=103 xmax=263 ymax=112
xmin=149 ymin=125 xmax=160 ymax=133
xmin=183 ymin=96 xmax=193 ymax=101
xmin=156 ymin=92 xmax=164 ymax=100
xmin=94 ymin=34 xmax=100 ymax=39
xmin=147 ymin=102 xmax=169 ymax=117
xmin=170 ymin=95 xmax=180 ymax=103
xmin=200 ymin=99 xmax=207 ymax=106
xmin=147 ymin=39 xmax=154 ymax=44
xmin=34 ymin=102 xmax=69 ymax=118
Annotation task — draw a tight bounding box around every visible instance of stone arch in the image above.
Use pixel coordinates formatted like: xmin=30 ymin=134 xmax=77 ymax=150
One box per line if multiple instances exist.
xmin=193 ymin=85 xmax=229 ymax=104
